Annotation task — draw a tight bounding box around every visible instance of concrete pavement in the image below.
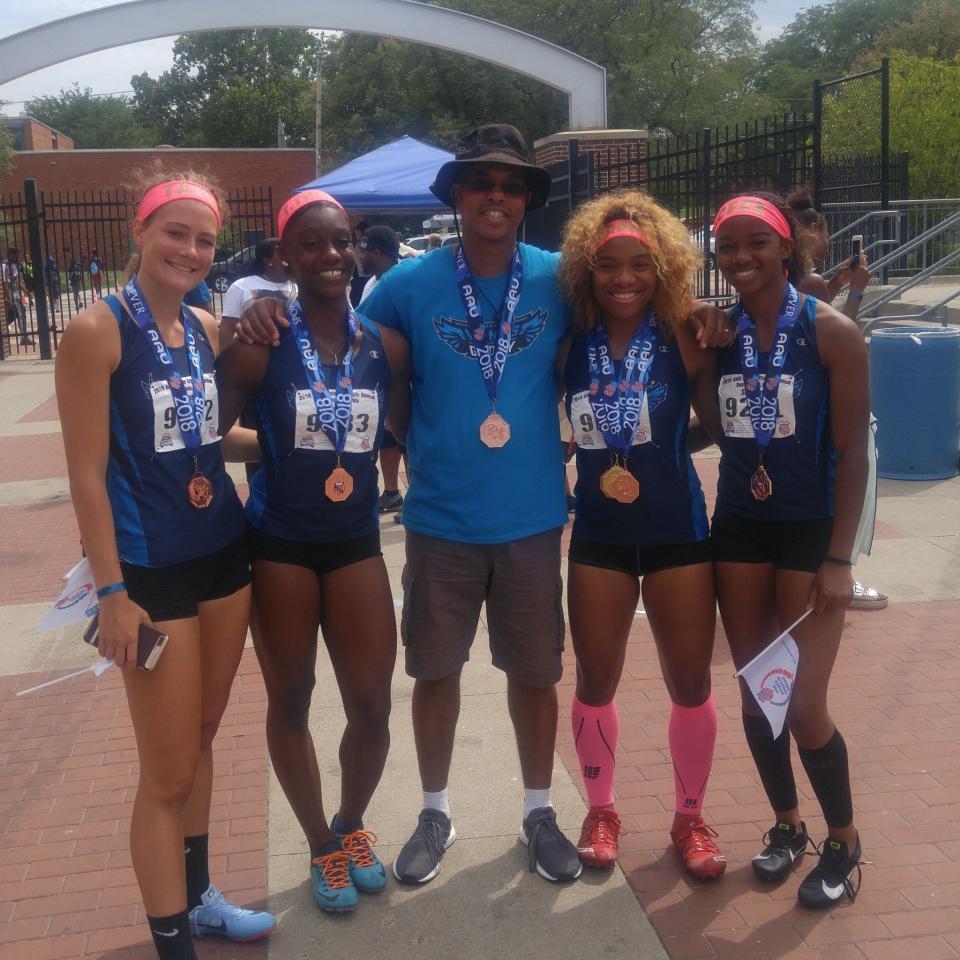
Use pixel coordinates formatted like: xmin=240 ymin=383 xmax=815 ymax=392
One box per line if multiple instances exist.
xmin=2 ymin=358 xmax=960 ymax=959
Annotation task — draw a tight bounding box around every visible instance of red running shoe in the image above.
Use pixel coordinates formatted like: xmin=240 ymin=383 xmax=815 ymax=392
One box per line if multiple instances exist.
xmin=671 ymin=814 xmax=726 ymax=879
xmin=577 ymin=807 xmax=622 ymax=868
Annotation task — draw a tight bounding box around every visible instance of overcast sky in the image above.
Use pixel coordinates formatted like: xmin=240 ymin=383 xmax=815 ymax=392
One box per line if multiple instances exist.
xmin=0 ymin=0 xmax=816 ymax=116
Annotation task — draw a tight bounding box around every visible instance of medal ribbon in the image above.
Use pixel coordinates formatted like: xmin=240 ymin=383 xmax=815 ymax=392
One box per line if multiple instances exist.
xmin=287 ymin=299 xmax=357 ymax=455
xmin=454 ymin=245 xmax=524 ymax=406
xmin=734 ymin=283 xmax=800 ymax=451
xmin=586 ymin=308 xmax=659 ymax=457
xmin=124 ymin=275 xmax=206 ymax=451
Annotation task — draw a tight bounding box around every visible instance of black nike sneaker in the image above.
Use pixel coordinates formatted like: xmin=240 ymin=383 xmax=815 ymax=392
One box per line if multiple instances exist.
xmin=797 ymin=834 xmax=862 ymax=909
xmin=752 ymin=820 xmax=810 ymax=882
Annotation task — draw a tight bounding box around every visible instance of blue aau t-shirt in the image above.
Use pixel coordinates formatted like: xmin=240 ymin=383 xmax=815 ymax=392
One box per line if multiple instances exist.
xmin=361 ymin=244 xmax=570 ymax=544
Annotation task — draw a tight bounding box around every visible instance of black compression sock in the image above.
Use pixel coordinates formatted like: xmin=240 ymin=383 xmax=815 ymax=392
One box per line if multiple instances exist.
xmin=798 ymin=728 xmax=854 ymax=828
xmin=184 ymin=834 xmax=210 ymax=910
xmin=742 ymin=712 xmax=799 ymax=813
xmin=147 ymin=909 xmax=196 ymax=960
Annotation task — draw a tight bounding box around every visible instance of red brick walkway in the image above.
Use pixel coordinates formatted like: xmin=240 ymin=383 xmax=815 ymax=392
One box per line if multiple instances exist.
xmin=0 ymin=653 xmax=270 ymax=960
xmin=556 ymin=599 xmax=960 ymax=959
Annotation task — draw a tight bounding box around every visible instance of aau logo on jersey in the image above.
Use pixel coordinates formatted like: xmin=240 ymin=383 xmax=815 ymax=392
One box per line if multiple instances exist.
xmin=432 ymin=309 xmax=547 ymax=360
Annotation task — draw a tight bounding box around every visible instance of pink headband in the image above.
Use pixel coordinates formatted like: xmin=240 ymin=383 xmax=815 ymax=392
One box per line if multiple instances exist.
xmin=713 ymin=196 xmax=791 ymax=240
xmin=597 ymin=219 xmax=651 ymax=250
xmin=137 ymin=180 xmax=221 ymax=227
xmin=277 ymin=190 xmax=347 ymax=241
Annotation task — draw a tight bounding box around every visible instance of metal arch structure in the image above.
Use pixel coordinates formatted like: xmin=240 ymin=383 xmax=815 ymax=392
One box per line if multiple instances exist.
xmin=0 ymin=0 xmax=607 ymax=129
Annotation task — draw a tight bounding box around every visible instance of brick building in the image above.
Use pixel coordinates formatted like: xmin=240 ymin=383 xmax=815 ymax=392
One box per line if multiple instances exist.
xmin=534 ymin=128 xmax=648 ymax=190
xmin=0 ymin=148 xmax=316 ymax=290
xmin=1 ymin=117 xmax=74 ymax=152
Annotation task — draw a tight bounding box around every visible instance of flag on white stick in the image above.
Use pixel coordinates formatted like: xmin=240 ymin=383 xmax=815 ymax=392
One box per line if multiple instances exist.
xmin=17 ymin=659 xmax=114 ymax=697
xmin=735 ymin=609 xmax=813 ymax=739
xmin=37 ymin=557 xmax=98 ymax=632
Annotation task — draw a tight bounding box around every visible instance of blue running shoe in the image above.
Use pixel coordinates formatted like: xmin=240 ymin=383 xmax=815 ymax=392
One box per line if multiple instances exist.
xmin=337 ymin=825 xmax=387 ymax=893
xmin=188 ymin=884 xmax=276 ymax=942
xmin=310 ymin=850 xmax=358 ymax=912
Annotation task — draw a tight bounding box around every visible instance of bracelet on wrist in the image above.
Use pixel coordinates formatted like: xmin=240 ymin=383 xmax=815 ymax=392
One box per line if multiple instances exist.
xmin=96 ymin=581 xmax=127 ymax=600
xmin=849 ymin=291 xmax=864 ymax=301
xmin=822 ymin=555 xmax=853 ymax=567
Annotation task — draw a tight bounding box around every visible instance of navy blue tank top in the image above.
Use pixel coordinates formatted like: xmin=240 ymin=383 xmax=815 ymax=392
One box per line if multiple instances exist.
xmin=715 ymin=296 xmax=835 ymax=521
xmin=564 ymin=330 xmax=709 ymax=546
xmin=245 ymin=316 xmax=390 ymax=541
xmin=104 ymin=295 xmax=246 ymax=567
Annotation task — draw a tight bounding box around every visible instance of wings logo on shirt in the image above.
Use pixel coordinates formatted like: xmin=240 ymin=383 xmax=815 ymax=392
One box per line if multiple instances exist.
xmin=433 ymin=309 xmax=547 ymax=360
xmin=645 ymin=381 xmax=668 ymax=414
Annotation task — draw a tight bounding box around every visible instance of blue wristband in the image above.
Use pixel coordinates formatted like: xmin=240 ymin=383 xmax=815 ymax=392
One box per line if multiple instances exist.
xmin=849 ymin=291 xmax=864 ymax=301
xmin=96 ymin=581 xmax=127 ymax=600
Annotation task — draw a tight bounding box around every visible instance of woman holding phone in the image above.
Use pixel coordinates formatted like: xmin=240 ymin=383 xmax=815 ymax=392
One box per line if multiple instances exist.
xmin=711 ymin=192 xmax=869 ymax=908
xmin=56 ymin=170 xmax=275 ymax=960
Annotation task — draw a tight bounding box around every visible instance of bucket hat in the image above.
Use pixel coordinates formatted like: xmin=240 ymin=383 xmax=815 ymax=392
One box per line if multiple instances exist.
xmin=430 ymin=124 xmax=551 ymax=210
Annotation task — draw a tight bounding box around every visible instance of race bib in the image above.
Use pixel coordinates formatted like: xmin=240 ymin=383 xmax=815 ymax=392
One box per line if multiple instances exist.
xmin=294 ymin=387 xmax=379 ymax=453
xmin=151 ymin=373 xmax=220 ymax=453
xmin=570 ymin=389 xmax=653 ymax=450
xmin=719 ymin=373 xmax=796 ymax=439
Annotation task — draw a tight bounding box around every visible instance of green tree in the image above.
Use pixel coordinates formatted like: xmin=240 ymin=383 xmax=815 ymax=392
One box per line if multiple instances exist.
xmin=821 ymin=51 xmax=960 ymax=196
xmin=755 ymin=0 xmax=921 ymax=108
xmin=25 ymin=85 xmax=158 ymax=148
xmin=0 ymin=117 xmax=12 ymax=175
xmin=868 ymin=0 xmax=960 ymax=60
xmin=131 ymin=29 xmax=323 ymax=148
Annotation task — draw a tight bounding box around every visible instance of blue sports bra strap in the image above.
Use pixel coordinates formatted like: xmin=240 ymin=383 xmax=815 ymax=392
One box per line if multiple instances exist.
xmin=103 ymin=294 xmax=126 ymax=327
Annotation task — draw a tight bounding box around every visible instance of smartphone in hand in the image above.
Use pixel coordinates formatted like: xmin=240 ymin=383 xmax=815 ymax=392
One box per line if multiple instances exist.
xmin=82 ymin=615 xmax=168 ymax=671
xmin=850 ymin=234 xmax=864 ymax=267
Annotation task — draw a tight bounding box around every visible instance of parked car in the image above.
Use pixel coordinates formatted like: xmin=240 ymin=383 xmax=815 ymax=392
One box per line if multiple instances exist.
xmin=206 ymin=244 xmax=259 ymax=293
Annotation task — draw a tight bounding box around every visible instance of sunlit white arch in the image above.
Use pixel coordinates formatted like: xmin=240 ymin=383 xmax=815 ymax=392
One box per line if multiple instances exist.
xmin=0 ymin=0 xmax=607 ymax=129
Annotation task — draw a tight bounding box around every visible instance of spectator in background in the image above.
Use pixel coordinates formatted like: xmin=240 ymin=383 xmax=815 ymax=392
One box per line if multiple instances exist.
xmin=46 ymin=254 xmax=62 ymax=317
xmin=357 ymin=226 xmax=405 ymax=514
xmin=66 ymin=247 xmax=84 ymax=312
xmin=220 ymin=238 xmax=293 ymax=349
xmin=349 ymin=220 xmax=372 ymax=306
xmin=89 ymin=249 xmax=104 ymax=300
xmin=426 ymin=233 xmax=442 ymax=251
xmin=1 ymin=247 xmax=34 ymax=346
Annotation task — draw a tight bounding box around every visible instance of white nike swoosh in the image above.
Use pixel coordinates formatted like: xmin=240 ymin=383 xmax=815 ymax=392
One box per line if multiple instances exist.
xmin=821 ymin=880 xmax=845 ymax=899
xmin=152 ymin=929 xmax=178 ymax=937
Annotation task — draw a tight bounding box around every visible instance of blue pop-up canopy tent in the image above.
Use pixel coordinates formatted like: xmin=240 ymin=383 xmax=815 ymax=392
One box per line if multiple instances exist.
xmin=298 ymin=135 xmax=454 ymax=212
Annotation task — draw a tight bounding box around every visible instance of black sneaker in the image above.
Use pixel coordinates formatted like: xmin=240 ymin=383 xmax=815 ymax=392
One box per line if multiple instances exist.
xmin=797 ymin=834 xmax=862 ymax=909
xmin=752 ymin=821 xmax=810 ymax=882
xmin=393 ymin=508 xmax=404 ymax=525
xmin=392 ymin=809 xmax=455 ymax=885
xmin=520 ymin=806 xmax=583 ymax=883
xmin=379 ymin=491 xmax=403 ymax=513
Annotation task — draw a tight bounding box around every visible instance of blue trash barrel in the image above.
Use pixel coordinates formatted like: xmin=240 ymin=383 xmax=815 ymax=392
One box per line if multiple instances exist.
xmin=870 ymin=326 xmax=960 ymax=480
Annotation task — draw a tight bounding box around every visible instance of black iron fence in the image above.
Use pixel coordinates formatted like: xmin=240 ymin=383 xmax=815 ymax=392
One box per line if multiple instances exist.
xmin=0 ymin=182 xmax=274 ymax=360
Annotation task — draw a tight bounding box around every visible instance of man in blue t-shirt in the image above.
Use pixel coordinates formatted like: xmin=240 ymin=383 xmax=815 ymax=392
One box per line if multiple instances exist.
xmin=360 ymin=124 xmax=581 ymax=886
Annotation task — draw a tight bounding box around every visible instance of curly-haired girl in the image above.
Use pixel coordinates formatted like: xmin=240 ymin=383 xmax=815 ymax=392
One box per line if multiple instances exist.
xmin=557 ymin=190 xmax=726 ymax=878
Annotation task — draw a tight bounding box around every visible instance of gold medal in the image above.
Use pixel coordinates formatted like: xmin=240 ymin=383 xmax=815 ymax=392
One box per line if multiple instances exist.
xmin=480 ymin=412 xmax=510 ymax=448
xmin=609 ymin=469 xmax=640 ymax=504
xmin=599 ymin=464 xmax=623 ymax=499
xmin=187 ymin=458 xmax=213 ymax=509
xmin=325 ymin=464 xmax=354 ymax=502
xmin=750 ymin=462 xmax=773 ymax=502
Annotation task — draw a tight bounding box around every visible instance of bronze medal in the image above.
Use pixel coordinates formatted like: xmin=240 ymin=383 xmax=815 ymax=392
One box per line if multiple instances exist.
xmin=187 ymin=472 xmax=213 ymax=510
xmin=750 ymin=463 xmax=773 ymax=502
xmin=599 ymin=465 xmax=623 ymax=499
xmin=480 ymin=412 xmax=510 ymax=448
xmin=609 ymin=469 xmax=640 ymax=504
xmin=325 ymin=465 xmax=354 ymax=502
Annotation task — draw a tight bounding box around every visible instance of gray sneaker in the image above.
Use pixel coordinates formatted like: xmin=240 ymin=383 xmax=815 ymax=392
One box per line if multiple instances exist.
xmin=520 ymin=806 xmax=583 ymax=883
xmin=392 ymin=809 xmax=456 ymax=885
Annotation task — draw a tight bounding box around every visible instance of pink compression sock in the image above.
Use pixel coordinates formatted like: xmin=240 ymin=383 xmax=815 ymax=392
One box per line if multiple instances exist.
xmin=571 ymin=696 xmax=619 ymax=808
xmin=668 ymin=695 xmax=718 ymax=816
